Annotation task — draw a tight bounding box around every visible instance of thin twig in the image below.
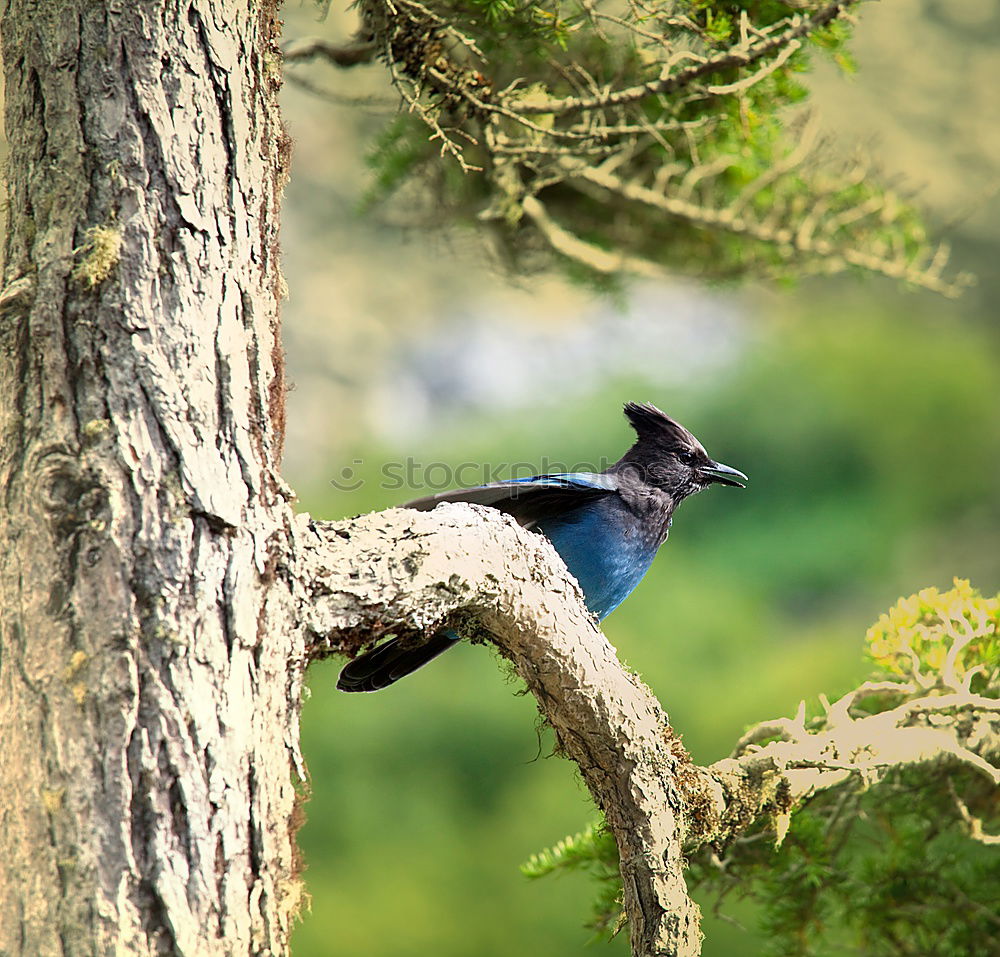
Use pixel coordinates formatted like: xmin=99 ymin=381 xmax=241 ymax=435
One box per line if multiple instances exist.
xmin=283 ymin=37 xmax=377 ymax=67
xmin=283 ymin=71 xmax=397 ymax=110
xmin=522 ymin=195 xmax=670 ymax=279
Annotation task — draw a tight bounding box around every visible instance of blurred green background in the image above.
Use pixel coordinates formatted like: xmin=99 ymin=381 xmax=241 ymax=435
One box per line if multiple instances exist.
xmin=279 ymin=1 xmax=999 ymax=954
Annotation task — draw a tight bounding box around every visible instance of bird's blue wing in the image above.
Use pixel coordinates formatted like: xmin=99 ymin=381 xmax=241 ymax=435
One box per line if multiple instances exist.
xmin=404 ymin=472 xmax=617 ymax=509
xmin=404 ymin=472 xmax=619 ymax=527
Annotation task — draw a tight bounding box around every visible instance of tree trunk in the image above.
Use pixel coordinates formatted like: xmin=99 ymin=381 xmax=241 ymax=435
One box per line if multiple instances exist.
xmin=0 ymin=3 xmax=303 ymax=954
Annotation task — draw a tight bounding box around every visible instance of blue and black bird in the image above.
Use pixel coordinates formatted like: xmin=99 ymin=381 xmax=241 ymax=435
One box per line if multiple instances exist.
xmin=337 ymin=402 xmax=747 ymax=692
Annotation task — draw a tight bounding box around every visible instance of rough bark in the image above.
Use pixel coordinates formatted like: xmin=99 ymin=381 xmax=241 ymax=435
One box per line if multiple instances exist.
xmin=0 ymin=3 xmax=302 ymax=954
xmin=301 ymin=504 xmax=702 ymax=957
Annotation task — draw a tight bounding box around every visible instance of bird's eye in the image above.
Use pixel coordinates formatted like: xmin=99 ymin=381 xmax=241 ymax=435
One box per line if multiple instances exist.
xmin=677 ymin=448 xmax=697 ymax=465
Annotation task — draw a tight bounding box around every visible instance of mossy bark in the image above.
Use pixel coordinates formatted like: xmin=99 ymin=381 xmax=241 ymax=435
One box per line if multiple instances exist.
xmin=0 ymin=3 xmax=303 ymax=954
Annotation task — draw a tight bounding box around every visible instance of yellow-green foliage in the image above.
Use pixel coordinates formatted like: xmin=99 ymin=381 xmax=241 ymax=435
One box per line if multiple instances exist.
xmin=73 ymin=224 xmax=122 ymax=288
xmin=866 ymin=579 xmax=1000 ymax=689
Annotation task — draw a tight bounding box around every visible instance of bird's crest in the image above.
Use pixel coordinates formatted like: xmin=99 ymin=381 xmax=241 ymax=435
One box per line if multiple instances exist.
xmin=623 ymin=402 xmax=703 ymax=452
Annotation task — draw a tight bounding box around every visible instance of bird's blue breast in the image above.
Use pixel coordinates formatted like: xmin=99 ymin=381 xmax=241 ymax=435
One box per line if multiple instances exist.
xmin=535 ymin=498 xmax=661 ymax=620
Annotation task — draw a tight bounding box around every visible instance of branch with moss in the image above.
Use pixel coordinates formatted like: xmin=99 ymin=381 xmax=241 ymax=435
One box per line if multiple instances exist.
xmin=527 ymin=580 xmax=1000 ymax=953
xmin=292 ymin=0 xmax=970 ymax=293
xmin=681 ymin=679 xmax=1000 ymax=850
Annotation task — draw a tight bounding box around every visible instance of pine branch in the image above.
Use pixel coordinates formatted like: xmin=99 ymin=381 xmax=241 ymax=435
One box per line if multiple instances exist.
xmin=292 ymin=0 xmax=969 ymax=292
xmin=562 ymin=162 xmax=970 ymax=296
xmin=512 ymin=1 xmax=854 ymax=115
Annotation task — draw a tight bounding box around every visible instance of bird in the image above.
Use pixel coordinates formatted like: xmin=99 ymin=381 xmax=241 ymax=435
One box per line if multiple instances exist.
xmin=337 ymin=402 xmax=747 ymax=692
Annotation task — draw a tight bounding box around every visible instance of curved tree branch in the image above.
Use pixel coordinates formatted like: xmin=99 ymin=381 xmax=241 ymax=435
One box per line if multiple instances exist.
xmin=297 ymin=503 xmax=702 ymax=957
xmin=293 ymin=503 xmax=1000 ymax=957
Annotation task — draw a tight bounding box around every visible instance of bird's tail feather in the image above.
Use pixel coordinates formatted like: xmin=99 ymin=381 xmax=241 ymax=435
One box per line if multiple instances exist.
xmin=337 ymin=630 xmax=459 ymax=693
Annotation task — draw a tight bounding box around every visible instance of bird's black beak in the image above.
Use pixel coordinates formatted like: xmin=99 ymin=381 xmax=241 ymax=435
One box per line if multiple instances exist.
xmin=699 ymin=460 xmax=748 ymax=488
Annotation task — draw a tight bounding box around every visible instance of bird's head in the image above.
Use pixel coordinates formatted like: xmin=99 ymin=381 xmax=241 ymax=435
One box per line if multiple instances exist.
xmin=617 ymin=402 xmax=747 ymax=499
